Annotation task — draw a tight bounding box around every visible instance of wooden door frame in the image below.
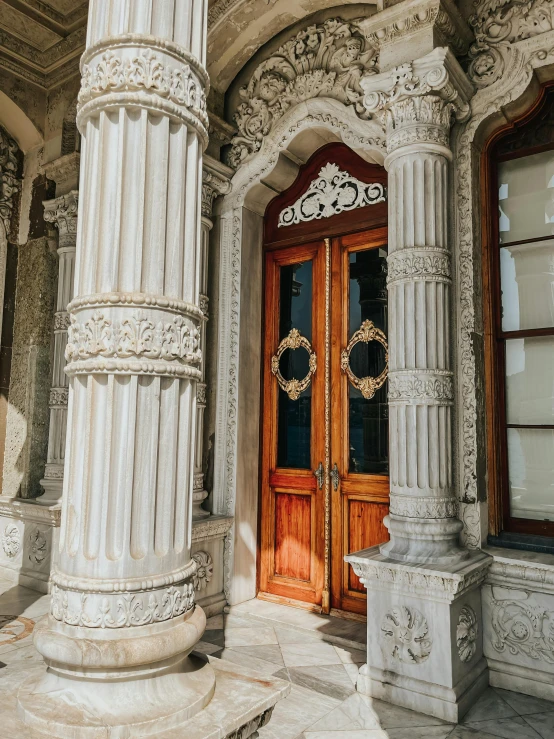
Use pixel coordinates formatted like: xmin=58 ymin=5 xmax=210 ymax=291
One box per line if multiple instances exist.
xmin=258 ymin=143 xmax=388 ymax=613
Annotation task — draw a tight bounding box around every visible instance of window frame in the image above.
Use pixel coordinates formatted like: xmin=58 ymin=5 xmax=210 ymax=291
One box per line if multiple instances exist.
xmin=483 ymin=83 xmax=554 ymax=539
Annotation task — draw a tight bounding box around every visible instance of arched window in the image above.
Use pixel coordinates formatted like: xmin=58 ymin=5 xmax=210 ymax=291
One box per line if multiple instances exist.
xmin=485 ymin=85 xmax=554 ymax=546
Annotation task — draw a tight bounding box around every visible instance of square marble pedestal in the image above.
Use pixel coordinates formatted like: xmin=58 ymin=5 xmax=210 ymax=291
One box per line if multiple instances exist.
xmin=345 ymin=546 xmax=492 ymax=723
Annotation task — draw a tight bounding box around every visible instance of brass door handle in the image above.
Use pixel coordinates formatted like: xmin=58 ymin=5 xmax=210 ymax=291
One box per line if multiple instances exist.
xmin=314 ymin=462 xmax=324 ymax=490
xmin=330 ymin=464 xmax=340 ymax=491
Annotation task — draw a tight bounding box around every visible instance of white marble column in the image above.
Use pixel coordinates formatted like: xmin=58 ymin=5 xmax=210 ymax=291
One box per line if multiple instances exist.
xmin=193 ymin=159 xmax=231 ymax=519
xmin=19 ymin=1 xmax=214 ymax=735
xmin=363 ymin=48 xmax=473 ymax=564
xmin=39 ymin=192 xmax=77 ymax=506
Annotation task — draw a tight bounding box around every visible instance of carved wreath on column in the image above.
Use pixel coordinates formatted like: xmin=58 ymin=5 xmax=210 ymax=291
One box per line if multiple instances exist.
xmin=228 ymin=18 xmax=378 ymax=167
xmin=457 ymin=605 xmax=478 ymax=663
xmin=271 ymin=328 xmax=317 ymax=400
xmin=381 ymin=606 xmax=432 ymax=664
xmin=341 ymin=320 xmax=388 ymax=399
xmin=278 ymin=163 xmax=386 ymax=227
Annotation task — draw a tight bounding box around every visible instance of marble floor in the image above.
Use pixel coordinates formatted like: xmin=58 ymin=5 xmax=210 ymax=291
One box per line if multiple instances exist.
xmin=2 ymin=578 xmax=554 ymax=739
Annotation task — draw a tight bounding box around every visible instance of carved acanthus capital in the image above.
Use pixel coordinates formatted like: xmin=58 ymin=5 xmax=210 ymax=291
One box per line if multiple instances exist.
xmin=0 ymin=128 xmax=20 ymax=236
xmin=361 ymin=48 xmax=473 ymax=154
xmin=202 ymin=155 xmax=233 ymax=219
xmin=43 ymin=191 xmax=79 ymax=245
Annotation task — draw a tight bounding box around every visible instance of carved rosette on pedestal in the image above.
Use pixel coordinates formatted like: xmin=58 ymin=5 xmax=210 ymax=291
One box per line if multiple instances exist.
xmin=39 ymin=191 xmax=79 ymax=505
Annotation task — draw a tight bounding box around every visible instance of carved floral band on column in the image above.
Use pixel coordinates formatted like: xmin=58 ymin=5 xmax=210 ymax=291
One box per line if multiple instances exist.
xmin=78 ymin=40 xmax=209 ymax=142
xmin=65 ymin=298 xmax=202 ymax=378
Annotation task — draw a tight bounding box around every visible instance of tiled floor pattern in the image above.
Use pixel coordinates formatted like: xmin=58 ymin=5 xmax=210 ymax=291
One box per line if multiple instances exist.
xmin=2 ymin=579 xmax=554 ymax=738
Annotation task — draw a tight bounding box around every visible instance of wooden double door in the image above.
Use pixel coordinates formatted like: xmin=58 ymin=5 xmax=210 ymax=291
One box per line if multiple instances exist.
xmin=259 ymin=228 xmax=390 ymax=615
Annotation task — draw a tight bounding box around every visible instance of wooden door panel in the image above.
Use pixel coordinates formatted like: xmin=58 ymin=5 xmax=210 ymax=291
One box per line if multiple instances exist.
xmin=346 ymin=498 xmax=389 ymax=592
xmin=275 ymin=491 xmax=312 ymax=581
xmin=260 ymin=241 xmax=325 ymax=606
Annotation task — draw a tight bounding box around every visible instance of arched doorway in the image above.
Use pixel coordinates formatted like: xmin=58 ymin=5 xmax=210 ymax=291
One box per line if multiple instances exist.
xmin=258 ymin=143 xmax=390 ymax=616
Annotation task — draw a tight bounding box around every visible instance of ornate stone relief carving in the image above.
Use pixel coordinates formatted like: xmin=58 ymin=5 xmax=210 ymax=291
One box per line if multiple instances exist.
xmin=390 ymin=495 xmax=458 ymax=519
xmin=457 ymin=605 xmax=478 ymax=662
xmin=1 ymin=523 xmax=21 ymax=558
xmin=278 ymin=163 xmax=385 ymax=227
xmin=490 ymin=589 xmax=554 ymax=662
xmin=228 ymin=18 xmax=378 ymax=167
xmin=43 ymin=192 xmax=79 ymax=240
xmin=192 ymin=551 xmax=214 ymax=591
xmin=65 ymin=310 xmax=201 ymax=372
xmin=388 ymin=373 xmax=454 ymax=402
xmin=28 ymin=528 xmax=48 ymax=565
xmin=381 ymin=606 xmax=432 ymax=664
xmin=202 ymin=168 xmax=232 ymax=218
xmin=468 ymin=0 xmax=554 ymax=88
xmin=362 ymin=50 xmax=471 ymax=150
xmin=225 ymin=707 xmax=274 ymax=739
xmin=79 ymin=48 xmax=207 ymax=121
xmin=0 ymin=128 xmax=19 ymax=235
xmin=387 ymin=248 xmax=451 ymax=283
xmin=51 ymin=581 xmax=195 ymax=629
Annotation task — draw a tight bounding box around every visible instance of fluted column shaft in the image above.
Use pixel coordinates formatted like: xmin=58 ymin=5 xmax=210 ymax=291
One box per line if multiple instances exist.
xmin=39 ymin=192 xmax=78 ymax=505
xmin=362 ymin=48 xmax=473 ymax=564
xmin=22 ymin=2 xmax=214 ymax=735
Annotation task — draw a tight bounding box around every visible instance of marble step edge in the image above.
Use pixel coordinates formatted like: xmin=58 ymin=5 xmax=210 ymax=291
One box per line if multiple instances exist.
xmin=225 ymin=603 xmax=366 ymax=652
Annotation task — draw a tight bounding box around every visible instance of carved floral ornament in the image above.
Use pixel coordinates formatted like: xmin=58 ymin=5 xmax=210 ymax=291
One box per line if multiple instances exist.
xmin=65 ymin=309 xmax=201 ymax=372
xmin=1 ymin=523 xmax=20 ymax=558
xmin=278 ymin=163 xmax=386 ymax=227
xmin=490 ymin=587 xmax=554 ymax=662
xmin=457 ymin=605 xmax=478 ymax=662
xmin=381 ymin=606 xmax=432 ymax=664
xmin=0 ymin=127 xmax=19 ymax=235
xmin=228 ymin=18 xmax=379 ymax=168
xmin=192 ymin=551 xmax=214 ymax=591
xmin=468 ymin=0 xmax=554 ymax=88
xmin=78 ymin=45 xmax=208 ymax=137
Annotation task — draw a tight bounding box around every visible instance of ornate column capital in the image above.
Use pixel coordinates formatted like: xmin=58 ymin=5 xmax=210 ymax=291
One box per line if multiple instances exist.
xmin=43 ymin=191 xmax=79 ymax=247
xmin=202 ymin=155 xmax=233 ymax=219
xmin=361 ymin=47 xmax=473 ymax=155
xmin=0 ymin=128 xmax=20 ymax=236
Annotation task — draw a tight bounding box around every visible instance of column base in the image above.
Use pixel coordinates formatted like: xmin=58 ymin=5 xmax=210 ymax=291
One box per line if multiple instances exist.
xmin=380 ymin=514 xmax=470 ymax=565
xmin=37 ymin=476 xmax=63 ymax=506
xmin=18 ymin=654 xmax=216 ymax=738
xmin=345 ymin=545 xmax=492 ymax=722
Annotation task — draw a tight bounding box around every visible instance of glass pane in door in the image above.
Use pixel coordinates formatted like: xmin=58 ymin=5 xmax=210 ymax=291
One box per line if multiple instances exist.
xmin=277 ymin=261 xmax=313 ymax=469
xmin=348 ymin=248 xmax=388 ymax=474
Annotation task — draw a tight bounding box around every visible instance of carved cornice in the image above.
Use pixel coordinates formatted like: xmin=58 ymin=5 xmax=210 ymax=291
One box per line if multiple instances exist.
xmin=468 ymin=0 xmax=554 ymax=88
xmin=192 ymin=514 xmax=234 ymax=543
xmin=345 ymin=550 xmax=492 ymax=602
xmin=0 ymin=496 xmax=61 ymax=526
xmin=360 ymin=0 xmax=473 ymax=58
xmin=361 ymin=48 xmax=473 ymax=153
xmin=43 ymin=152 xmax=80 ymax=193
xmin=227 ymin=18 xmax=379 ymax=168
xmin=0 ymin=128 xmax=20 ymax=236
